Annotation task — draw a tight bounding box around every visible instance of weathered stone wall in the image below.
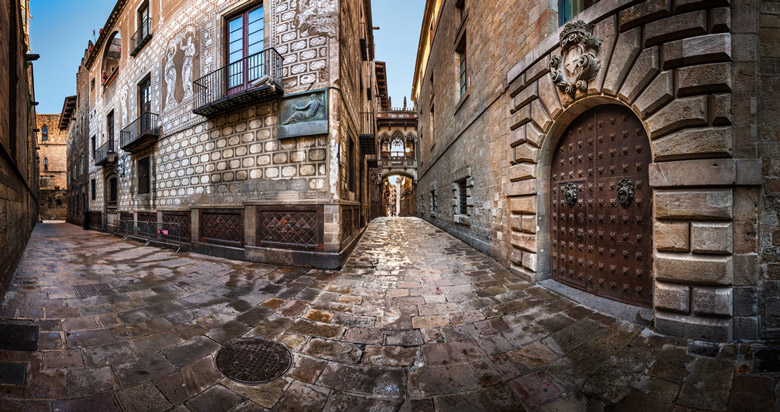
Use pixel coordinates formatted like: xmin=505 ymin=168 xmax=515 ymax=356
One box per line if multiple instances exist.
xmin=414 ymin=0 xmax=771 ymax=342
xmin=0 ymin=0 xmax=38 ymax=298
xmin=37 ymin=114 xmax=67 ymax=219
xmin=758 ymin=0 xmax=780 ymax=340
xmin=66 ymin=51 xmax=91 ymax=227
xmin=414 ymin=0 xmax=557 ymax=260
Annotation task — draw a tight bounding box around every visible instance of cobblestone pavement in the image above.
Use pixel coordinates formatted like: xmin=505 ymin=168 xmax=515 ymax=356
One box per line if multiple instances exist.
xmin=0 ymin=218 xmax=778 ymax=411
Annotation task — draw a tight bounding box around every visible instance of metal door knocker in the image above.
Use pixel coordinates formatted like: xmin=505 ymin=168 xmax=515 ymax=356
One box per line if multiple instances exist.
xmin=564 ymin=182 xmax=578 ymax=206
xmin=616 ymin=178 xmax=634 ymax=206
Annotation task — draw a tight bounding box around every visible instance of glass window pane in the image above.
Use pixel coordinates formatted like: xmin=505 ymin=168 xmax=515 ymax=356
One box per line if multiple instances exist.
xmin=228 ymin=16 xmax=243 ymax=33
xmin=248 ymin=7 xmax=263 ymax=24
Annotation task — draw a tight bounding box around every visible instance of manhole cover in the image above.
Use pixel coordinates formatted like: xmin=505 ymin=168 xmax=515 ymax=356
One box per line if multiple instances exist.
xmin=73 ymin=283 xmax=115 ymax=299
xmin=0 ymin=324 xmax=38 ymax=351
xmin=216 ymin=339 xmax=292 ymax=384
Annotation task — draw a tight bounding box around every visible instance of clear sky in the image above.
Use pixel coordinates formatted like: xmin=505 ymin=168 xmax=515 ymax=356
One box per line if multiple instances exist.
xmin=29 ymin=1 xmax=115 ymax=114
xmin=28 ymin=0 xmax=424 ymax=115
xmin=371 ymin=0 xmax=425 ymax=109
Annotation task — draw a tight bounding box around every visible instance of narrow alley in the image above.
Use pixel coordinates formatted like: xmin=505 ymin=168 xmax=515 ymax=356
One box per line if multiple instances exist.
xmin=0 ymin=219 xmax=775 ymax=411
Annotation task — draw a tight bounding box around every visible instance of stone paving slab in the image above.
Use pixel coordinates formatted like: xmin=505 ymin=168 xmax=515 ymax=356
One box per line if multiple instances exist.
xmin=0 ymin=219 xmax=778 ymax=411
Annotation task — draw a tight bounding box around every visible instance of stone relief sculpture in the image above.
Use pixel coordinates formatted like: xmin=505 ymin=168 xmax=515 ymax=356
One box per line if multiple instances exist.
xmin=164 ymin=44 xmax=178 ymax=109
xmin=294 ymin=0 xmax=337 ymax=37
xmin=120 ymin=86 xmax=128 ymax=128
xmin=549 ymin=21 xmax=601 ymax=96
xmin=282 ymin=94 xmax=322 ymax=125
xmin=180 ymin=29 xmax=197 ymax=99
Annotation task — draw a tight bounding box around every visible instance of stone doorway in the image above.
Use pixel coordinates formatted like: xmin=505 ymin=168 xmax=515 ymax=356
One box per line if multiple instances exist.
xmin=550 ymin=105 xmax=652 ymax=307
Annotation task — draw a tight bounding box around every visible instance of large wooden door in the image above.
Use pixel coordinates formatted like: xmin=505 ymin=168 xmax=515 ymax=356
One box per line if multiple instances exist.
xmin=551 ymin=105 xmax=652 ymax=307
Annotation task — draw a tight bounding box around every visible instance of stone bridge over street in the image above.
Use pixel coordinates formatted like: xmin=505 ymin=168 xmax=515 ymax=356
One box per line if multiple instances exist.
xmin=0 ymin=218 xmax=776 ymax=411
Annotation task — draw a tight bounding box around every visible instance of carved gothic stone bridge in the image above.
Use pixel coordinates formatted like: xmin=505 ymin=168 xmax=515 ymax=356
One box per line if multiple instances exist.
xmin=0 ymin=220 xmax=774 ymax=410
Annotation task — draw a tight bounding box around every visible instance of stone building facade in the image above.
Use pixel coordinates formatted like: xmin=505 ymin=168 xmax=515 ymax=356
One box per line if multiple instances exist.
xmin=36 ymin=114 xmax=67 ymax=219
xmin=68 ymin=0 xmax=379 ymax=268
xmin=0 ymin=0 xmax=38 ymax=297
xmin=412 ymin=0 xmax=777 ymax=342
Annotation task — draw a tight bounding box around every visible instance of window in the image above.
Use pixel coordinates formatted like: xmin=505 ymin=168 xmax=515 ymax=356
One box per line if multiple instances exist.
xmin=458 ymin=179 xmax=468 ymax=215
xmin=91 ymin=136 xmax=96 ymax=158
xmin=107 ymin=111 xmax=114 ymax=148
xmin=390 ymin=136 xmax=404 ymax=158
xmin=91 ymin=78 xmax=95 ymax=91
xmin=138 ymin=2 xmax=150 ymax=40
xmin=456 ymin=35 xmax=467 ymax=98
xmin=101 ymin=31 xmax=122 ymax=86
xmin=41 ymin=125 xmax=48 ymax=140
xmin=138 ymin=157 xmax=151 ymax=195
xmin=429 ymin=104 xmax=435 ymax=149
xmin=348 ymin=138 xmax=356 ymax=192
xmin=44 ymin=157 xmax=48 ymax=171
xmin=226 ymin=4 xmax=264 ymax=90
xmin=430 ymin=190 xmax=438 ymax=214
xmin=139 ymin=75 xmax=151 ymax=115
xmin=91 ymin=179 xmax=96 ymax=200
xmin=559 ymin=0 xmax=599 ymax=25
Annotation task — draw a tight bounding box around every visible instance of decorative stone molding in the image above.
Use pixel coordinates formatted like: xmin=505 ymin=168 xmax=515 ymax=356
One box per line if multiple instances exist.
xmin=549 ymin=21 xmax=602 ymax=97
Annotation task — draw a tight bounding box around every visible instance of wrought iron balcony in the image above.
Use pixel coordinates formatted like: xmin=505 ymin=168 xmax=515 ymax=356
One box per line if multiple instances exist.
xmin=130 ymin=18 xmax=153 ymax=57
xmin=120 ymin=112 xmax=160 ymax=153
xmin=94 ymin=139 xmax=116 ymax=166
xmin=193 ymin=48 xmax=283 ymax=118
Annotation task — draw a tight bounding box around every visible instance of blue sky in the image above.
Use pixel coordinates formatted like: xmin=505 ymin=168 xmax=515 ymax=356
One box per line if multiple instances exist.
xmin=29 ymin=1 xmax=425 ymax=115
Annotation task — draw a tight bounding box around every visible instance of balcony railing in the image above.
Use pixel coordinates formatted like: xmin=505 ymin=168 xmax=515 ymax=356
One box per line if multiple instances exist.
xmin=130 ymin=18 xmax=153 ymax=56
xmin=193 ymin=48 xmax=283 ymax=118
xmin=94 ymin=139 xmax=116 ymax=166
xmin=120 ymin=112 xmax=160 ymax=153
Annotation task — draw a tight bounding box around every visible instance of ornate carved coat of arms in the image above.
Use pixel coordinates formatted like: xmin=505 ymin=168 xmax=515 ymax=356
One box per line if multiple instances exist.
xmin=549 ymin=21 xmax=602 ymax=96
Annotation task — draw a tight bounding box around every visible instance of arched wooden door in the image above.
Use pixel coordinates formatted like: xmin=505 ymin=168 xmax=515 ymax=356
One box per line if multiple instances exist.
xmin=551 ymin=105 xmax=652 ymax=307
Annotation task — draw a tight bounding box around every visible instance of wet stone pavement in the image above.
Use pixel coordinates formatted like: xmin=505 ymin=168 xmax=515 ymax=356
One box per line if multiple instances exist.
xmin=0 ymin=218 xmax=778 ymax=411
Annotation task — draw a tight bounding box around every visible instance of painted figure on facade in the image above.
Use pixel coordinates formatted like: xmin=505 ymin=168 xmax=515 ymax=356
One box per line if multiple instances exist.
xmin=282 ymin=94 xmax=322 ymax=125
xmin=165 ymin=45 xmax=178 ymax=108
xmin=180 ymin=34 xmax=196 ymax=99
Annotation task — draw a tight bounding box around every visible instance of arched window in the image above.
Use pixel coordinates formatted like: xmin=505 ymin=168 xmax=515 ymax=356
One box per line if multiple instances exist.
xmin=101 ymin=31 xmax=122 ymax=86
xmin=41 ymin=125 xmax=48 ymax=140
xmin=43 ymin=157 xmax=48 ymax=171
xmin=391 ymin=137 xmax=404 ymax=158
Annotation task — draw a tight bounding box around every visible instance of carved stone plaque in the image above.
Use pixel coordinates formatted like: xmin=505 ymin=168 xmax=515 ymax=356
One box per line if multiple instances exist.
xmin=278 ymin=89 xmax=328 ymax=139
xmin=549 ymin=21 xmax=601 ymax=97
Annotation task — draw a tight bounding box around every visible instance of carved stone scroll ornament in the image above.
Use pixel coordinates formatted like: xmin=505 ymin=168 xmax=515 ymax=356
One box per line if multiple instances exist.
xmin=549 ymin=21 xmax=602 ymax=96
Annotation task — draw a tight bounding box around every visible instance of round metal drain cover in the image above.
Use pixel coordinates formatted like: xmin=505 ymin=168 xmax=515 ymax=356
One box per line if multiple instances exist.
xmin=216 ymin=339 xmax=292 ymax=384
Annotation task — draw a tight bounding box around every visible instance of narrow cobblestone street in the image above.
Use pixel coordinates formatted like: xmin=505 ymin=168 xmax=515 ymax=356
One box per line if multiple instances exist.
xmin=0 ymin=218 xmax=777 ymax=411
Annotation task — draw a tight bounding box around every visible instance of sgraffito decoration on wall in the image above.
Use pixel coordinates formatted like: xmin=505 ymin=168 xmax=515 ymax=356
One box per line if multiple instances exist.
xmin=549 ymin=21 xmax=602 ymax=97
xmin=278 ymin=88 xmax=328 ymax=139
xmin=294 ymin=0 xmax=337 ymax=37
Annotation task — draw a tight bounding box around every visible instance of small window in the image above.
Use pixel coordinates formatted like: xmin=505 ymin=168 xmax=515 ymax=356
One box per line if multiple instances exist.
xmin=43 ymin=157 xmax=48 ymax=171
xmin=91 ymin=136 xmax=96 ymax=157
xmin=456 ymin=35 xmax=467 ymax=98
xmin=429 ymin=104 xmax=435 ymax=148
xmin=559 ymin=0 xmax=599 ymax=25
xmin=107 ymin=111 xmax=114 ymax=145
xmin=41 ymin=125 xmax=48 ymax=140
xmin=91 ymin=179 xmax=96 ymax=200
xmin=91 ymin=78 xmax=95 ymax=91
xmin=458 ymin=179 xmax=468 ymax=215
xmin=430 ymin=190 xmax=437 ymax=213
xmin=138 ymin=157 xmax=151 ymax=195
